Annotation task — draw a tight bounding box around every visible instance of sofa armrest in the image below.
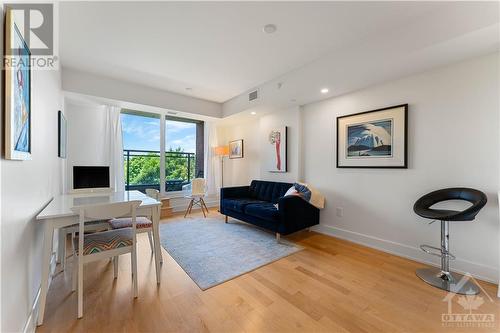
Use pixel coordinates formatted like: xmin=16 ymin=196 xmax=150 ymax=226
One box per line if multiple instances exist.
xmin=278 ymin=195 xmax=320 ymax=234
xmin=220 ymin=186 xmax=251 ymax=199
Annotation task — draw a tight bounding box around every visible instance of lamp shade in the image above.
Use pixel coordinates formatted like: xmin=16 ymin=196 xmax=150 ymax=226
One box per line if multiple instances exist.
xmin=214 ymin=145 xmax=229 ymax=156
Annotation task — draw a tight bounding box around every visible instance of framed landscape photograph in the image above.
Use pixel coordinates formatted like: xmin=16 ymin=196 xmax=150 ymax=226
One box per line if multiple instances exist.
xmin=337 ymin=104 xmax=408 ymax=168
xmin=229 ymin=139 xmax=243 ymax=159
xmin=58 ymin=111 xmax=67 ymax=158
xmin=4 ymin=9 xmax=32 ymax=160
xmin=267 ymin=126 xmax=287 ymax=172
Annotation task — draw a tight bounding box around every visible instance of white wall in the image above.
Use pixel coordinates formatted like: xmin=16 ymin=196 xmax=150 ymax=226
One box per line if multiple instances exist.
xmin=219 ymin=106 xmax=301 ymax=185
xmin=220 ymin=53 xmax=499 ymax=282
xmin=258 ymin=107 xmax=301 ymax=183
xmin=218 ymin=120 xmax=260 ymax=187
xmin=1 ymin=67 xmax=63 ymax=331
xmin=302 ymin=53 xmax=499 ymax=282
xmin=64 ymin=101 xmax=108 ymax=193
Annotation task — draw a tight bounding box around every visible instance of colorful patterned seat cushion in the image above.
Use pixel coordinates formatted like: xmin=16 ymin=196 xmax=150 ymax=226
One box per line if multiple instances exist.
xmin=109 ymin=217 xmax=153 ymax=230
xmin=74 ymin=228 xmax=133 ymax=255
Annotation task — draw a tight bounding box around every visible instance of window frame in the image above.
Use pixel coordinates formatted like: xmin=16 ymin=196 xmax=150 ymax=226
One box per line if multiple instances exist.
xmin=121 ymin=110 xmax=204 ymax=196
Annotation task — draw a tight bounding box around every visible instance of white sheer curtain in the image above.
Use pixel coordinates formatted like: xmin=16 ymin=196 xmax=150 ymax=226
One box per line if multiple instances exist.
xmin=204 ymin=121 xmax=221 ymax=196
xmin=104 ymin=105 xmax=125 ymax=192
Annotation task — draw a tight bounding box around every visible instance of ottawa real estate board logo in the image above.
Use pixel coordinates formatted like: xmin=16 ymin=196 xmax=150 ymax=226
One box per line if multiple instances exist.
xmin=441 ymin=273 xmax=496 ymax=329
xmin=3 ymin=3 xmax=58 ymax=70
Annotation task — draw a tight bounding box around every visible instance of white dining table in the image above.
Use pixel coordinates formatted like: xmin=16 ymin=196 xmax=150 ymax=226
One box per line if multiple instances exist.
xmin=35 ymin=190 xmax=163 ymax=326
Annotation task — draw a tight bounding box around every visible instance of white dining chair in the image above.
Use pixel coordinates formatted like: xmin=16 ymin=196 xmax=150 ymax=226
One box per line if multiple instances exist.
xmin=145 ymin=188 xmax=160 ymax=200
xmin=183 ymin=178 xmax=209 ymax=218
xmin=58 ymin=220 xmax=110 ymax=271
xmin=71 ymin=200 xmax=141 ymax=318
xmin=107 ymin=189 xmax=159 ymax=254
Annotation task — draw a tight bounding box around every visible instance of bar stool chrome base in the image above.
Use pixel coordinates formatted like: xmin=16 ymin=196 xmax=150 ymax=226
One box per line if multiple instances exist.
xmin=416 ymin=267 xmax=479 ymax=295
xmin=413 ymin=188 xmax=487 ymax=296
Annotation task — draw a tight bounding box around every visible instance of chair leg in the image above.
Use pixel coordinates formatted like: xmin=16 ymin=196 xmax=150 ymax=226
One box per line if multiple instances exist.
xmin=62 ymin=236 xmax=67 ymax=271
xmin=276 ymin=233 xmax=281 ymax=242
xmin=131 ymin=249 xmax=138 ymax=298
xmin=72 ymin=254 xmax=78 ymax=292
xmin=188 ymin=199 xmax=194 ymax=214
xmin=71 ymin=232 xmax=76 ymax=257
xmin=77 ymin=256 xmax=84 ymax=318
xmin=201 ymin=198 xmax=209 ymax=216
xmin=113 ymin=256 xmax=119 ymax=279
xmin=59 ymin=230 xmax=67 ymax=271
xmin=147 ymin=231 xmax=154 ymax=254
xmin=184 ymin=199 xmax=194 ymax=218
xmin=200 ymin=199 xmax=206 ymax=218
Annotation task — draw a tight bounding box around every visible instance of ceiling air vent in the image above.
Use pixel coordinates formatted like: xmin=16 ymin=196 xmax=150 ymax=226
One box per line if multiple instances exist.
xmin=248 ymin=89 xmax=259 ymax=102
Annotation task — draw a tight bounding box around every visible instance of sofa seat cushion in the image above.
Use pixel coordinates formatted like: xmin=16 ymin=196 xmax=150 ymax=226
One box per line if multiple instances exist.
xmin=244 ymin=203 xmax=280 ymax=223
xmin=222 ymin=198 xmax=266 ymax=213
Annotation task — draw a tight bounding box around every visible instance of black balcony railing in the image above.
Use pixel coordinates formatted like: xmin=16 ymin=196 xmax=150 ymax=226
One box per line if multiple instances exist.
xmin=123 ymin=149 xmax=196 ymax=193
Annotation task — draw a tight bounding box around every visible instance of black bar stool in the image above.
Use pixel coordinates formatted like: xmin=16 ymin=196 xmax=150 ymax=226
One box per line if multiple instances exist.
xmin=413 ymin=188 xmax=487 ymax=294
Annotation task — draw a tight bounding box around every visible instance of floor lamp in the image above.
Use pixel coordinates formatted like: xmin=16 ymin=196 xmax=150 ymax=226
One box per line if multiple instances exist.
xmin=215 ymin=146 xmax=229 ymax=213
xmin=214 ymin=145 xmax=229 ymax=188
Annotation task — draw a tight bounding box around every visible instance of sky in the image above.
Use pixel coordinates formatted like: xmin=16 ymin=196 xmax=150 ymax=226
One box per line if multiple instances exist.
xmin=121 ymin=113 xmax=196 ymax=152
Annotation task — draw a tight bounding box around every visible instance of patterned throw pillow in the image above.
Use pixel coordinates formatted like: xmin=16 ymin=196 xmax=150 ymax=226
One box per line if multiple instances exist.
xmin=294 ymin=183 xmax=312 ymax=202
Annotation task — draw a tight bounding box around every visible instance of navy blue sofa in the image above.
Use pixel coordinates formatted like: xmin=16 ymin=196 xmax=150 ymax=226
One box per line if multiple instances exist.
xmin=220 ymin=180 xmax=320 ymax=238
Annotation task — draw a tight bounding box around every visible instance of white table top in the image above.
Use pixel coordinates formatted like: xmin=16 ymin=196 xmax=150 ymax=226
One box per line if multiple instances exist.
xmin=36 ymin=190 xmax=161 ymax=220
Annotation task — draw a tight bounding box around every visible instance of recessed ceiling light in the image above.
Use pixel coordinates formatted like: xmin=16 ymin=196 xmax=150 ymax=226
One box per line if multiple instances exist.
xmin=263 ymin=24 xmax=277 ymax=34
xmin=251 ymin=111 xmax=257 ymax=115
xmin=320 ymin=88 xmax=329 ymax=94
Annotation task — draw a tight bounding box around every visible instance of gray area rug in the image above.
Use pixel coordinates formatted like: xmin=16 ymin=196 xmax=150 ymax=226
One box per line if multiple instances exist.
xmin=159 ymin=217 xmax=302 ymax=290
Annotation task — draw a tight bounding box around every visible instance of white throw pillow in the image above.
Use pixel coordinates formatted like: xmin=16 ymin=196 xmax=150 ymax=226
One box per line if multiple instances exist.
xmin=284 ymin=186 xmax=298 ymax=197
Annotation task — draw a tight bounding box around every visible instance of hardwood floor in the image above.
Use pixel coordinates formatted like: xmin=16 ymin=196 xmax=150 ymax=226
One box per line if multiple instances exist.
xmin=37 ymin=210 xmax=499 ymax=332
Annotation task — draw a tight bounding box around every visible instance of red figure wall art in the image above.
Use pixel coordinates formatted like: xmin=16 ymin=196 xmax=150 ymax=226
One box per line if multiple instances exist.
xmin=268 ymin=126 xmax=287 ymax=172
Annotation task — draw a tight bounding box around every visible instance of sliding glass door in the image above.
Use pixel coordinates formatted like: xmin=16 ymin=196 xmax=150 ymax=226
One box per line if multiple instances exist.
xmin=121 ymin=110 xmax=204 ymax=194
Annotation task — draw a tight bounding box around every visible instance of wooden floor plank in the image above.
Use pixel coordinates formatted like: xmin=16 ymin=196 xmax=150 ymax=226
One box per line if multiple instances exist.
xmin=36 ymin=209 xmax=500 ymax=333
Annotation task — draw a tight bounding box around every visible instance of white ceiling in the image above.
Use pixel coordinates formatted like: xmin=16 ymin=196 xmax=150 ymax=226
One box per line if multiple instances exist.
xmin=59 ymin=1 xmax=468 ymax=104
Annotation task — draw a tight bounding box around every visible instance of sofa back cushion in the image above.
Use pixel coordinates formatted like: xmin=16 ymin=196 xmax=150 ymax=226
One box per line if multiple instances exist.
xmin=249 ymin=180 xmax=293 ymax=204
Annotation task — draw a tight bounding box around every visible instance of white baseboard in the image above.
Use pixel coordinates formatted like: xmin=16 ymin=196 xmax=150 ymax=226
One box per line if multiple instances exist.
xmin=313 ymin=224 xmax=499 ymax=284
xmin=23 ymin=288 xmax=40 ymax=333
xmin=23 ymin=252 xmax=57 ymax=333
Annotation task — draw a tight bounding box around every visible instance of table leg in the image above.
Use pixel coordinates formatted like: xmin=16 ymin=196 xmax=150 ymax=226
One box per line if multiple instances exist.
xmin=37 ymin=222 xmax=54 ymax=326
xmin=152 ymin=205 xmax=162 ymax=284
